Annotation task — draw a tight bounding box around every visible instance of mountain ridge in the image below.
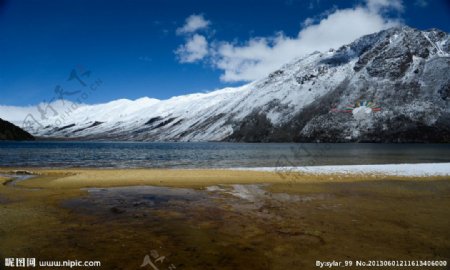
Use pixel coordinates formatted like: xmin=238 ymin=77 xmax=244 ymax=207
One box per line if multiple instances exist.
xmin=1 ymin=26 xmax=449 ymax=142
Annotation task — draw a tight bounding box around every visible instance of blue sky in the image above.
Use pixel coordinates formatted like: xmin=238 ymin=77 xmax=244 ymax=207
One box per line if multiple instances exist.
xmin=0 ymin=0 xmax=449 ymax=106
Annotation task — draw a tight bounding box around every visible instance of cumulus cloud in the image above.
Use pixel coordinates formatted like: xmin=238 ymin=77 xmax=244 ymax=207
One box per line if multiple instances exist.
xmin=176 ymin=0 xmax=403 ymax=82
xmin=302 ymin=17 xmax=315 ymax=27
xmin=176 ymin=14 xmax=210 ymax=35
xmin=176 ymin=34 xmax=209 ymax=63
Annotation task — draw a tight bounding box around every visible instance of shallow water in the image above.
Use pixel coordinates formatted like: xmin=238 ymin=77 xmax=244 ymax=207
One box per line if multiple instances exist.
xmin=63 ymin=184 xmax=323 ymax=218
xmin=56 ymin=181 xmax=450 ymax=269
xmin=63 ymin=186 xmax=217 ymax=218
xmin=1 ymin=141 xmax=450 ymax=168
xmin=0 ymin=174 xmax=35 ymax=187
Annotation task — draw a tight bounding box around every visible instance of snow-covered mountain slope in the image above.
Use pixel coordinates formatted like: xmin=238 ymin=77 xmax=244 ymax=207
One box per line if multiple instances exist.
xmin=0 ymin=100 xmax=75 ymax=127
xmin=4 ymin=26 xmax=450 ymax=142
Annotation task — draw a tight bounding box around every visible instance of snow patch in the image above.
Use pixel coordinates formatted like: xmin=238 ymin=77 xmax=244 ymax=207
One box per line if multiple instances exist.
xmin=234 ymin=163 xmax=450 ymax=177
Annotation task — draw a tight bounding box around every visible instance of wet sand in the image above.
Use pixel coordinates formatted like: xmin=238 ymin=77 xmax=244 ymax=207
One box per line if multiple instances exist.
xmin=0 ymin=169 xmax=449 ymax=269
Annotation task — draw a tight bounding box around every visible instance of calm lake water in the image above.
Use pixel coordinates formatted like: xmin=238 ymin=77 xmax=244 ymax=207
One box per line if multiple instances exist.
xmin=0 ymin=141 xmax=450 ymax=168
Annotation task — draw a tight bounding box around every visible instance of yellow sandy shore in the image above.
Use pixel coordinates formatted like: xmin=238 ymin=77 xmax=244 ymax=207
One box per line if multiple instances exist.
xmin=0 ymin=176 xmax=9 ymax=185
xmin=1 ymin=168 xmax=448 ymax=189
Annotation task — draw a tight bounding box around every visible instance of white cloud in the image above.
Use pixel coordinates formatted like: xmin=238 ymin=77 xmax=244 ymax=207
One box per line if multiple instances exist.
xmin=176 ymin=0 xmax=403 ymax=82
xmin=414 ymin=0 xmax=428 ymax=7
xmin=176 ymin=14 xmax=210 ymax=35
xmin=366 ymin=0 xmax=403 ymax=12
xmin=176 ymin=34 xmax=209 ymax=63
xmin=302 ymin=17 xmax=315 ymax=27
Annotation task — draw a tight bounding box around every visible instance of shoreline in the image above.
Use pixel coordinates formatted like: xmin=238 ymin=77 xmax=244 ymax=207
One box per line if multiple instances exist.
xmin=1 ymin=162 xmax=450 ymax=189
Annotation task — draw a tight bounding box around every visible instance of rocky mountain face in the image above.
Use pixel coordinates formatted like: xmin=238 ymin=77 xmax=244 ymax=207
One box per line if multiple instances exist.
xmin=0 ymin=118 xmax=34 ymax=141
xmin=13 ymin=26 xmax=450 ymax=142
xmin=233 ymin=26 xmax=450 ymax=142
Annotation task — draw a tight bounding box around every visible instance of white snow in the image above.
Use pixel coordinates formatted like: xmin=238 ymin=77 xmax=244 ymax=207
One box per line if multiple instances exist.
xmin=0 ymin=100 xmax=83 ymax=126
xmin=1 ymin=27 xmax=448 ymax=141
xmin=234 ymin=163 xmax=450 ymax=177
xmin=0 ymin=50 xmax=349 ymax=141
xmin=422 ymin=32 xmax=447 ymax=56
xmin=352 ymin=106 xmax=373 ymax=120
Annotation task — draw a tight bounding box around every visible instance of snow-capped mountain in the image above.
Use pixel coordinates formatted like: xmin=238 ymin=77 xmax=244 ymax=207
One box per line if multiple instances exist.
xmin=2 ymin=26 xmax=449 ymax=142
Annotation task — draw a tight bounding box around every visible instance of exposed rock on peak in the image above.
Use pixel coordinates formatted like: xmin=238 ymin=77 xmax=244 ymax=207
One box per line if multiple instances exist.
xmin=13 ymin=26 xmax=450 ymax=143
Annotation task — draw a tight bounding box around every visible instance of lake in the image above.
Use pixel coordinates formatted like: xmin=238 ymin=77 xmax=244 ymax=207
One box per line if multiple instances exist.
xmin=1 ymin=141 xmax=450 ymax=168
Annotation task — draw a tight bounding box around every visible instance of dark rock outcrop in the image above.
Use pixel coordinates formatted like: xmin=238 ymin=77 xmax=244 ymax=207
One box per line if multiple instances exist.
xmin=0 ymin=118 xmax=35 ymax=141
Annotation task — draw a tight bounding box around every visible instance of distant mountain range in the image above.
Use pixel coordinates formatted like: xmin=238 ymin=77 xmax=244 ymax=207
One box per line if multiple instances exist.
xmin=1 ymin=26 xmax=449 ymax=142
xmin=0 ymin=118 xmax=34 ymax=141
